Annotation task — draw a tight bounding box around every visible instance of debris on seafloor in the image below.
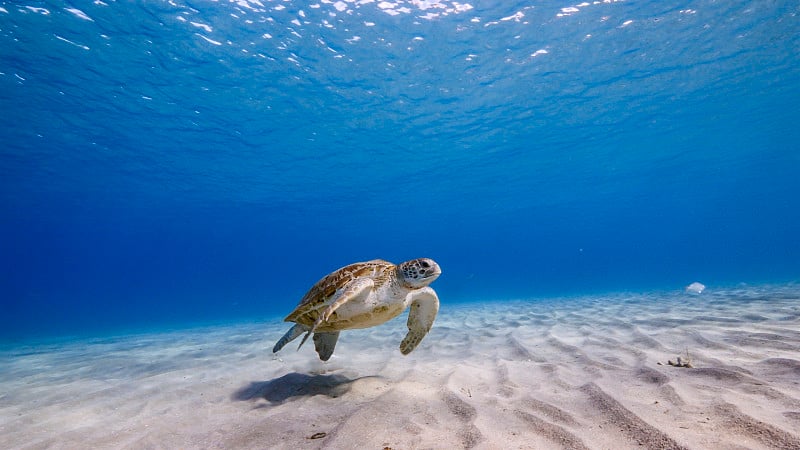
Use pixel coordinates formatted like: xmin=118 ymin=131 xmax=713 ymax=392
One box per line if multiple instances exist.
xmin=685 ymin=282 xmax=706 ymax=294
xmin=658 ymin=349 xmax=694 ymax=368
xmin=667 ymin=356 xmax=693 ymax=368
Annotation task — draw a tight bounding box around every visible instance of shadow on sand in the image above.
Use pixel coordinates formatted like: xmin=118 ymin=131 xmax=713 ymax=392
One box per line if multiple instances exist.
xmin=232 ymin=372 xmax=377 ymax=405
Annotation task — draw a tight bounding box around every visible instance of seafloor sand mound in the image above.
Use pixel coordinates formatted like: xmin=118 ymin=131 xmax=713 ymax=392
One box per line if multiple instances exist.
xmin=1 ymin=285 xmax=800 ymax=449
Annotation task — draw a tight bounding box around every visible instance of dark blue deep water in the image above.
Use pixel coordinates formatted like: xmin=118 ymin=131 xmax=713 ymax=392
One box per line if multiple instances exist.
xmin=1 ymin=1 xmax=799 ymax=341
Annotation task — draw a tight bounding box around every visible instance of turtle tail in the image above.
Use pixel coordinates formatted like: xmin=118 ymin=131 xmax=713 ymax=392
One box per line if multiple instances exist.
xmin=272 ymin=324 xmax=309 ymax=353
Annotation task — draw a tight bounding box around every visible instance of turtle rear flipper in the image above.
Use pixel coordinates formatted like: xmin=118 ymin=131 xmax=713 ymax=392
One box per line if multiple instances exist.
xmin=273 ymin=323 xmax=308 ymax=353
xmin=313 ymin=332 xmax=340 ymax=361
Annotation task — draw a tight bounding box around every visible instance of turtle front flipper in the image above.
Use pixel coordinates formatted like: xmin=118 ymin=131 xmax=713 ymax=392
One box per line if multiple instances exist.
xmin=400 ymin=287 xmax=440 ymax=355
xmin=313 ymin=332 xmax=340 ymax=361
xmin=298 ymin=277 xmax=375 ymax=350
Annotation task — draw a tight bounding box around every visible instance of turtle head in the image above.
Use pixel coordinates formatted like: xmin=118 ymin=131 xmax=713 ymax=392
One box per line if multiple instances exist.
xmin=398 ymin=258 xmax=441 ymax=289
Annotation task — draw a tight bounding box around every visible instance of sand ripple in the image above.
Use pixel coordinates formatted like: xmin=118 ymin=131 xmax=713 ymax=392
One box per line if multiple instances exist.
xmin=1 ymin=285 xmax=800 ymax=449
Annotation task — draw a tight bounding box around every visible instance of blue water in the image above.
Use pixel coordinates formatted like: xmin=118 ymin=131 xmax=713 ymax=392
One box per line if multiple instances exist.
xmin=1 ymin=0 xmax=799 ymax=341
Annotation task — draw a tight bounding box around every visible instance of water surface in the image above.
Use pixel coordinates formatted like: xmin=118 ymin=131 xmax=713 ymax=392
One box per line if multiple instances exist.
xmin=1 ymin=0 xmax=799 ymax=340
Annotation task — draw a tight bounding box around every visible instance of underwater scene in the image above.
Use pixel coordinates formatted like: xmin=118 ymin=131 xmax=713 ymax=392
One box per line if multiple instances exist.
xmin=1 ymin=0 xmax=799 ymax=448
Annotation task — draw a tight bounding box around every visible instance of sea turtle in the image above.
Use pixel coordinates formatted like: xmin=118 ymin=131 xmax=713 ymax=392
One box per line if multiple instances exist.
xmin=272 ymin=258 xmax=441 ymax=361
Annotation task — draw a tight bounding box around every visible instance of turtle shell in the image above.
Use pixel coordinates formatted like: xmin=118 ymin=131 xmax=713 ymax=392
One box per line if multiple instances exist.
xmin=284 ymin=259 xmax=396 ymax=324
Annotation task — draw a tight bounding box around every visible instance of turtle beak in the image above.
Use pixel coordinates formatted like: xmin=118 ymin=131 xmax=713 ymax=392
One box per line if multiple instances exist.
xmin=424 ymin=262 xmax=442 ymax=281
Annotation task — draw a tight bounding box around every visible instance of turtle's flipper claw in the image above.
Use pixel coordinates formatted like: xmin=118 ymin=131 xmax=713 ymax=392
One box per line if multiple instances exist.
xmin=297 ymin=331 xmax=312 ymax=350
xmin=311 ymin=315 xmax=325 ymax=333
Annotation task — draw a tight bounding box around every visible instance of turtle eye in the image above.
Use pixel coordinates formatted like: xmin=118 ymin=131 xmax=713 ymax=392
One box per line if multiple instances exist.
xmin=420 ymin=261 xmax=430 ymax=268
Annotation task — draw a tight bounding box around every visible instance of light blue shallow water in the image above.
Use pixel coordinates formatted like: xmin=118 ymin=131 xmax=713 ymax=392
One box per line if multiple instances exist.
xmin=1 ymin=0 xmax=799 ymax=340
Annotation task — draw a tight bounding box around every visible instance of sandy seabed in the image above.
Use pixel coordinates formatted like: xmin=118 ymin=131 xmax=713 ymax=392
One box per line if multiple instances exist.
xmin=2 ymin=285 xmax=800 ymax=450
